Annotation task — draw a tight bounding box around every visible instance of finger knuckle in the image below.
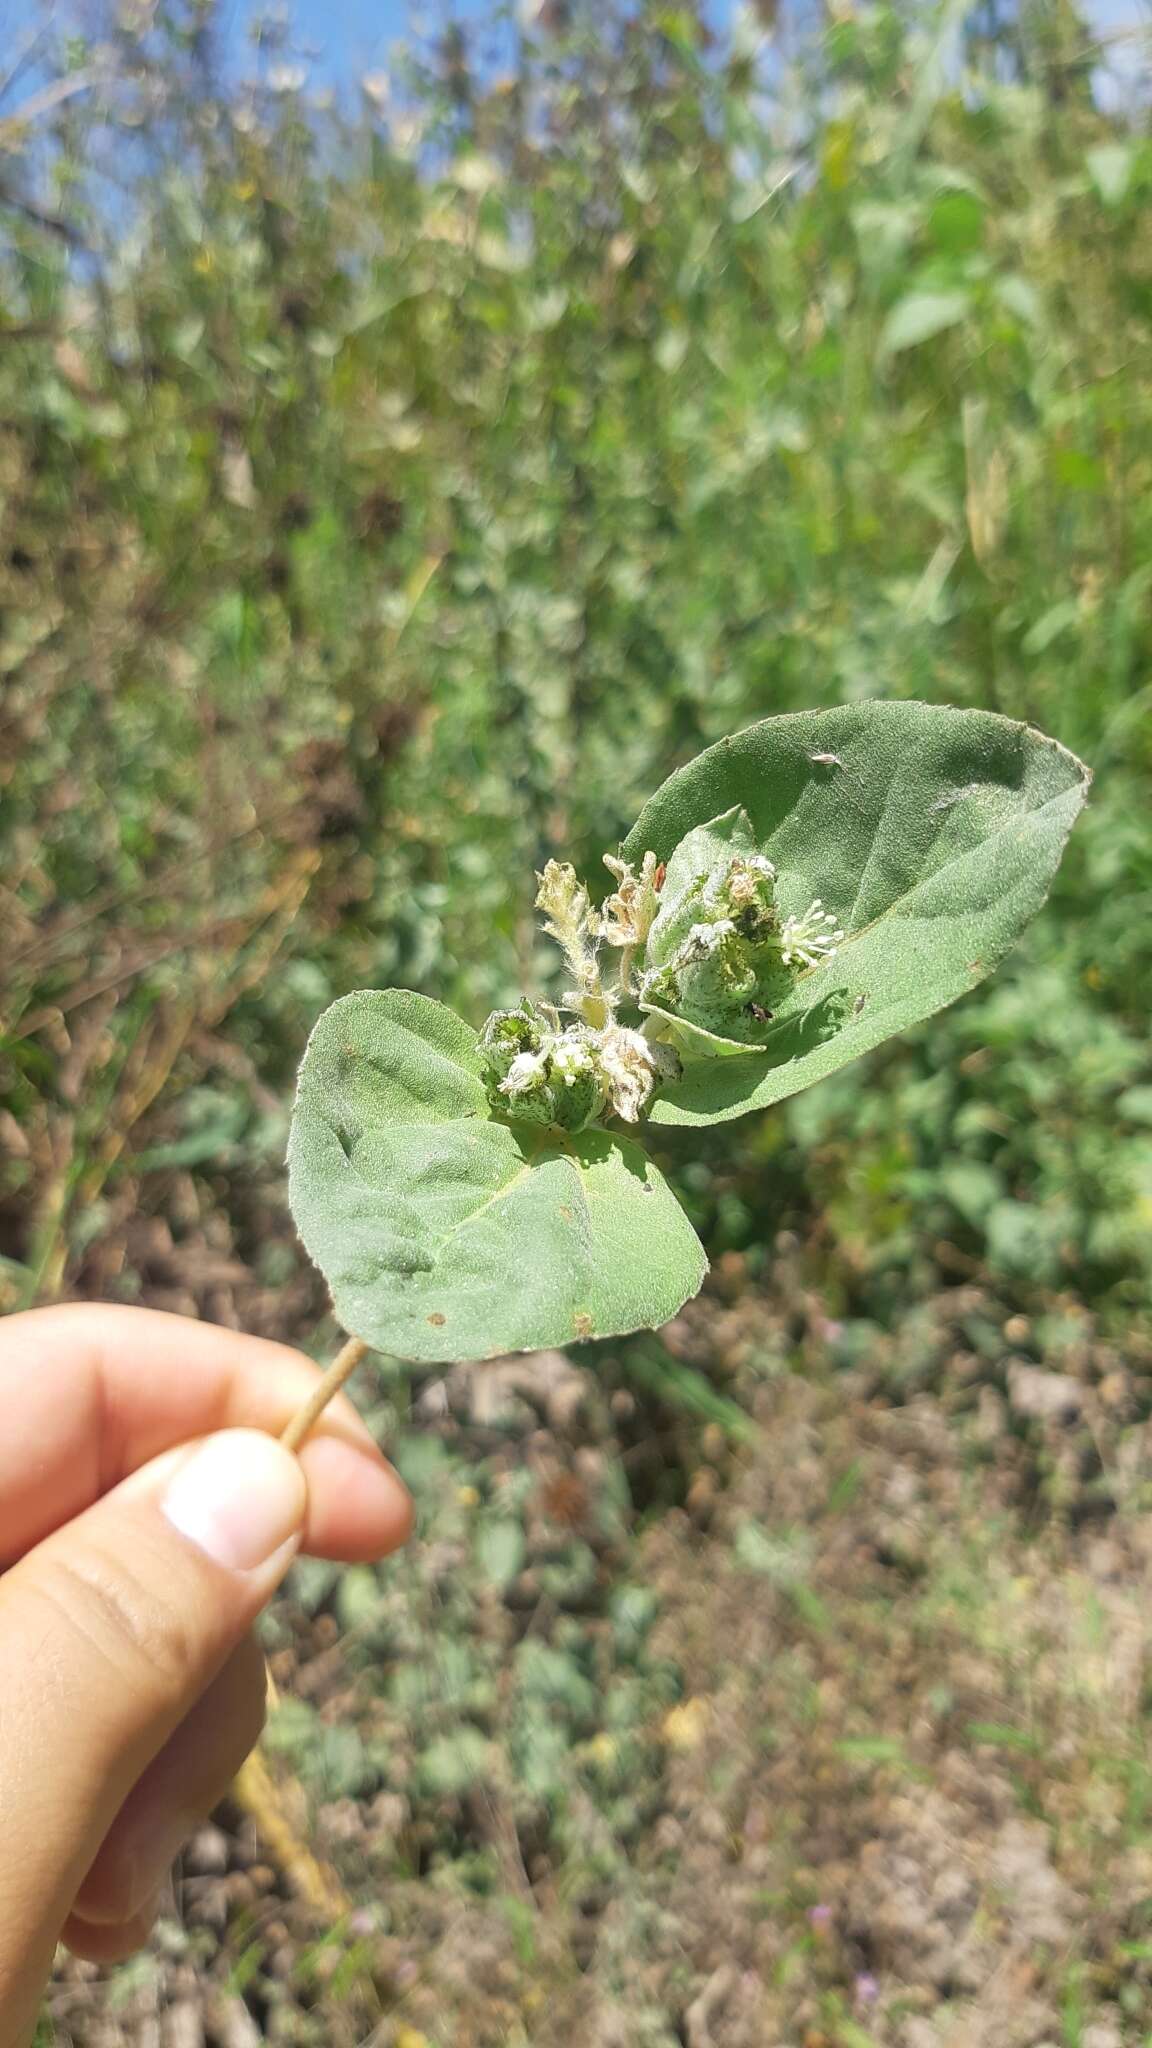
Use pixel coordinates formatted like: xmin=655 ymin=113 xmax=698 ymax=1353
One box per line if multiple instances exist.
xmin=25 ymin=1544 xmax=203 ymax=1706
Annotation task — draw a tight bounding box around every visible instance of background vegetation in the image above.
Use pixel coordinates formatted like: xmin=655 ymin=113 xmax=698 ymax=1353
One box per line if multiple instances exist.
xmin=3 ymin=1 xmax=1152 ymax=2039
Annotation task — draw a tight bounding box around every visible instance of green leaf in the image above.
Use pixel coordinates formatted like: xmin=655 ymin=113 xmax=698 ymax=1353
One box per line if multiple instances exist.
xmin=1118 ymin=1086 xmax=1152 ymax=1127
xmin=939 ymin=1160 xmax=1003 ymax=1228
xmin=419 ymin=1729 xmax=492 ymax=1795
xmin=927 ymin=188 xmax=985 ymax=256
xmin=641 ymin=804 xmax=779 ymax=1055
xmin=621 ymin=704 xmax=1090 ymax=1127
xmin=986 ymin=1196 xmax=1064 ymax=1280
xmin=994 ymin=273 xmax=1042 ymax=328
xmin=1086 ymin=142 xmax=1134 ymax=206
xmin=476 ymin=1519 xmax=526 ymax=1588
xmin=642 ymin=1001 xmax=773 ymax=1059
xmin=1022 ymin=598 xmax=1079 ymax=655
xmin=288 ymin=990 xmax=706 ymax=1362
xmin=879 ymin=287 xmax=970 ymax=356
xmin=646 ymin=803 xmax=758 ymax=960
xmin=622 ymin=1342 xmax=757 ymax=1440
xmin=641 ymin=804 xmax=794 ymax=1050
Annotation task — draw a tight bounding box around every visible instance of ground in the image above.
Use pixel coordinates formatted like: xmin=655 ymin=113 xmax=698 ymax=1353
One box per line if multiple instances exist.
xmin=43 ymin=1231 xmax=1152 ymax=2047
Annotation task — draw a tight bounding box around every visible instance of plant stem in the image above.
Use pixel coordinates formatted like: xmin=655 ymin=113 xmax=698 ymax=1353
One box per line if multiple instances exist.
xmin=281 ymin=1335 xmax=369 ymax=1452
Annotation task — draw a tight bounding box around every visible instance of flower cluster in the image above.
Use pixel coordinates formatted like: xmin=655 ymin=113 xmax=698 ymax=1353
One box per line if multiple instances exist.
xmin=479 ymin=825 xmax=845 ymax=1132
xmin=481 ymin=1001 xmax=676 ymax=1130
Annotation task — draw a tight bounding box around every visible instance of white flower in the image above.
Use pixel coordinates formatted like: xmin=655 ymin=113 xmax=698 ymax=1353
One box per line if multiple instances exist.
xmin=500 ymin=1050 xmax=547 ymax=1097
xmin=390 ymin=112 xmax=427 ymax=159
xmin=551 ymin=1037 xmax=593 ymax=1080
xmin=598 ymin=1025 xmax=660 ymax=1123
xmin=267 ymin=62 xmax=307 ymax=93
xmin=780 ymin=899 xmax=844 ymax=969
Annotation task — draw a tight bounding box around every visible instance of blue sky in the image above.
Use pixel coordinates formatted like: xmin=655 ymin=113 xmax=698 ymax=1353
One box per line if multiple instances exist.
xmin=10 ymin=0 xmax=734 ymax=93
xmin=2 ymin=0 xmax=1145 ymax=100
xmin=1 ymin=0 xmax=499 ymax=83
xmin=230 ymin=0 xmax=504 ymax=78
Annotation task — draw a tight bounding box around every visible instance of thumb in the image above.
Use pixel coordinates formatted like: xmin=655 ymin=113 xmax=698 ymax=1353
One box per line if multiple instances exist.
xmin=0 ymin=1428 xmax=306 ymax=2044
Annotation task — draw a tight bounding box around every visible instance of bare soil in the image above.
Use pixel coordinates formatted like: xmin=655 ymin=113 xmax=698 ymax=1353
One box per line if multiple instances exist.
xmin=46 ymin=1253 xmax=1152 ymax=2047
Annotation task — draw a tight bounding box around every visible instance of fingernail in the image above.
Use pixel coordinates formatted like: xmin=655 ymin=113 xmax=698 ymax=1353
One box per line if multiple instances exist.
xmin=162 ymin=1429 xmax=306 ymax=1572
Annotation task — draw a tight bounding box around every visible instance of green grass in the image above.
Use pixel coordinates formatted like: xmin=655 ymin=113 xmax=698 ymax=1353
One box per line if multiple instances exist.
xmin=2 ymin=0 xmax=1150 ymax=1333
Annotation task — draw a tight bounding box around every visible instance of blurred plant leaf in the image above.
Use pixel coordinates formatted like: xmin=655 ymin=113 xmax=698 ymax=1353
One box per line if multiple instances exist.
xmin=1086 ymin=143 xmax=1135 ymax=206
xmin=879 ymin=287 xmax=970 ymax=356
xmin=476 ymin=1519 xmax=526 ymax=1588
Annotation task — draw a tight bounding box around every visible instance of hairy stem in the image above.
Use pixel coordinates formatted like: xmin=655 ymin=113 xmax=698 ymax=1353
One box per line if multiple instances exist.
xmin=578 ymin=986 xmax=611 ymax=1029
xmin=281 ymin=1334 xmax=369 ymax=1452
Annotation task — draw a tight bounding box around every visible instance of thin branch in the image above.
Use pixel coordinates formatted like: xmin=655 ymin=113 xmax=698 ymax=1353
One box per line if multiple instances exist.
xmin=280 ymin=1337 xmax=369 ymax=1453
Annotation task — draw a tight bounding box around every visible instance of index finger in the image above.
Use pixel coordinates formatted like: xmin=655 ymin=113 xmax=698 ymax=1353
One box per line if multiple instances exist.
xmin=0 ymin=1304 xmax=411 ymax=1565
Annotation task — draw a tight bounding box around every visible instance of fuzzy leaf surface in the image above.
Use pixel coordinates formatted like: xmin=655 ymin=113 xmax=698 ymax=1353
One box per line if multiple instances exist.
xmin=645 ymin=803 xmax=758 ymax=963
xmin=622 ymin=703 xmax=1090 ymax=1126
xmin=288 ymin=989 xmax=707 ymax=1361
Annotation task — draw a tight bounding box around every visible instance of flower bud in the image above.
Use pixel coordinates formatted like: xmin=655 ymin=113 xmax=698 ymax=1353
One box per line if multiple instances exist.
xmin=479 ymin=1002 xmax=551 ymax=1082
xmin=599 ymin=850 xmax=662 ymax=949
xmin=480 ymin=1007 xmax=608 ymax=1132
xmin=641 ymin=851 xmax=791 ymax=1038
xmin=598 ymin=1024 xmax=674 ymax=1123
xmin=536 ymin=859 xmax=588 ymax=929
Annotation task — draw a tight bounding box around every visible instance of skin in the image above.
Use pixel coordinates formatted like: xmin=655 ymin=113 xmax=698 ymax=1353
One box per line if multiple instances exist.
xmin=0 ymin=1305 xmax=414 ymax=2048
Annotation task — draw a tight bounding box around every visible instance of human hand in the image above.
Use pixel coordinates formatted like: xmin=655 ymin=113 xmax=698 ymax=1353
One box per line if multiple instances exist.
xmin=0 ymin=1304 xmax=413 ymax=2048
